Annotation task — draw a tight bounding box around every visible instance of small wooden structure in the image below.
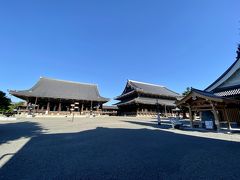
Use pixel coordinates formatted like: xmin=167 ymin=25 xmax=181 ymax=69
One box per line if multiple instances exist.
xmin=176 ymin=88 xmax=240 ymax=131
xmin=9 ymin=77 xmax=109 ymax=116
xmin=115 ymin=80 xmax=180 ymax=116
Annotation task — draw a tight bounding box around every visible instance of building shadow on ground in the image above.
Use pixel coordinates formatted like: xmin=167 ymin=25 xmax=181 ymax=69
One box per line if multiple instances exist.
xmin=124 ymin=120 xmax=172 ymax=129
xmin=125 ymin=119 xmax=226 ymax=134
xmin=0 ymin=121 xmax=44 ymax=145
xmin=1 ymin=125 xmax=240 ymax=180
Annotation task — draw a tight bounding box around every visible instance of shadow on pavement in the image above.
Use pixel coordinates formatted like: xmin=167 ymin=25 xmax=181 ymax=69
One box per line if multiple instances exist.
xmin=124 ymin=120 xmax=172 ymax=129
xmin=125 ymin=119 xmax=224 ymax=133
xmin=0 ymin=126 xmax=240 ymax=180
xmin=0 ymin=121 xmax=44 ymax=145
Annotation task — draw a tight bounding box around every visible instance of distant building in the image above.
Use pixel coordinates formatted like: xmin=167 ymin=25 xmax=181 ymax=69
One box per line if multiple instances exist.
xmin=9 ymin=77 xmax=109 ymax=115
xmin=115 ymin=80 xmax=180 ymax=116
xmin=102 ymin=106 xmax=118 ymax=116
xmin=177 ymin=46 xmax=240 ymax=130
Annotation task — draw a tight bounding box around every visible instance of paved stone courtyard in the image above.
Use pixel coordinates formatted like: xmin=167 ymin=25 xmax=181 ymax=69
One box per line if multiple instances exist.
xmin=1 ymin=117 xmax=240 ymax=179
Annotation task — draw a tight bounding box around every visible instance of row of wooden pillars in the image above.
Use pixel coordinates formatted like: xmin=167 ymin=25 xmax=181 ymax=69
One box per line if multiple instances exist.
xmin=28 ymin=97 xmax=96 ymax=114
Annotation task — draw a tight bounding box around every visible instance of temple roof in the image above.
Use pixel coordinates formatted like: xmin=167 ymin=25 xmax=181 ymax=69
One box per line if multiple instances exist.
xmin=176 ymin=88 xmax=239 ymax=106
xmin=116 ymin=80 xmax=180 ymax=100
xmin=9 ymin=77 xmax=109 ymax=102
xmin=115 ymin=97 xmax=176 ymax=107
xmin=214 ymin=87 xmax=240 ymax=97
xmin=205 ymin=53 xmax=240 ymax=93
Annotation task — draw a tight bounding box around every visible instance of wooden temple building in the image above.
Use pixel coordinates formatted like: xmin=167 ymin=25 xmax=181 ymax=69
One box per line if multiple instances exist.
xmin=115 ymin=80 xmax=180 ymax=116
xmin=177 ymin=46 xmax=240 ymax=130
xmin=9 ymin=77 xmax=109 ymax=115
xmin=102 ymin=106 xmax=118 ymax=116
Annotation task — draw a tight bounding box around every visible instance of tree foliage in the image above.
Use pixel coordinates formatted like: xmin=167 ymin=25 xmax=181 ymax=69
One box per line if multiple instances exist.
xmin=0 ymin=91 xmax=11 ymax=113
xmin=8 ymin=101 xmax=25 ymax=113
xmin=182 ymin=87 xmax=192 ymax=96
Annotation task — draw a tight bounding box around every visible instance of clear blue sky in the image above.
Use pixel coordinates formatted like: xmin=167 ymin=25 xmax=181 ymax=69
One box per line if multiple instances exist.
xmin=0 ymin=0 xmax=239 ymax=105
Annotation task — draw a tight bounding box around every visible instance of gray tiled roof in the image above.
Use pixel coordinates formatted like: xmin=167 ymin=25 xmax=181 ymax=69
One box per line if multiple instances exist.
xmin=10 ymin=77 xmax=109 ymax=102
xmin=191 ymin=88 xmax=223 ymax=99
xmin=214 ymin=88 xmax=240 ymax=97
xmin=176 ymin=88 xmax=239 ymax=106
xmin=128 ymin=80 xmax=180 ymax=97
xmin=116 ymin=97 xmax=176 ymax=107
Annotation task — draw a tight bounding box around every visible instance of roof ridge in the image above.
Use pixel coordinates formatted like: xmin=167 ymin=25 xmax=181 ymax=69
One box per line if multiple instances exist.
xmin=128 ymin=80 xmax=165 ymax=88
xmin=162 ymin=86 xmax=180 ymax=95
xmin=40 ymin=76 xmax=97 ymax=86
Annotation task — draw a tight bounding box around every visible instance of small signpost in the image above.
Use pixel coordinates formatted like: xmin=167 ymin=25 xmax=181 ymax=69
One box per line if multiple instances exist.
xmin=70 ymin=102 xmax=79 ymax=122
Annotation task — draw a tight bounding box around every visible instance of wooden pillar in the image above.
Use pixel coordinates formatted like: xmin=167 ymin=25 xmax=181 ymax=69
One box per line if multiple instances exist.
xmin=224 ymin=107 xmax=231 ymax=131
xmin=97 ymin=103 xmax=99 ymax=111
xmin=188 ymin=106 xmax=193 ymax=128
xmin=37 ymin=104 xmax=40 ymax=113
xmin=34 ymin=97 xmax=38 ymax=113
xmin=90 ymin=101 xmax=93 ymax=115
xmin=96 ymin=103 xmax=100 ymax=116
xmin=58 ymin=102 xmax=62 ymax=112
xmin=81 ymin=103 xmax=84 ymax=115
xmin=78 ymin=102 xmax=80 ymax=112
xmin=26 ymin=99 xmax=29 ymax=113
xmin=211 ymin=102 xmax=220 ymax=131
xmin=164 ymin=105 xmax=167 ymax=115
xmin=47 ymin=101 xmax=50 ymax=112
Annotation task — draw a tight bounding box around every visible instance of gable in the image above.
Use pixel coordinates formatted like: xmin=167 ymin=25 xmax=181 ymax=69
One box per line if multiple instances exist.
xmin=217 ymin=68 xmax=240 ymax=89
xmin=122 ymin=82 xmax=135 ymax=95
xmin=206 ymin=58 xmax=240 ymax=92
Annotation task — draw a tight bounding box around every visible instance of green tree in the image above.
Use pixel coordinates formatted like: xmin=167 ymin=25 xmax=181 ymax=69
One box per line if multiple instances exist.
xmin=182 ymin=87 xmax=192 ymax=96
xmin=8 ymin=101 xmax=25 ymax=113
xmin=180 ymin=87 xmax=192 ymax=119
xmin=0 ymin=91 xmax=11 ymax=113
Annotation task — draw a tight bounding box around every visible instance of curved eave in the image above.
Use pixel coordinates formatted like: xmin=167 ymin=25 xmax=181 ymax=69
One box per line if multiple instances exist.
xmin=176 ymin=88 xmax=240 ymax=107
xmin=115 ymin=100 xmax=135 ymax=106
xmin=98 ymin=97 xmax=110 ymax=103
xmin=135 ymin=90 xmax=179 ymax=99
xmin=10 ymin=90 xmax=109 ymax=103
xmin=212 ymin=84 xmax=240 ymax=93
xmin=116 ymin=97 xmax=176 ymax=107
xmin=115 ymin=90 xmax=179 ymax=101
xmin=115 ymin=90 xmax=136 ymax=100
